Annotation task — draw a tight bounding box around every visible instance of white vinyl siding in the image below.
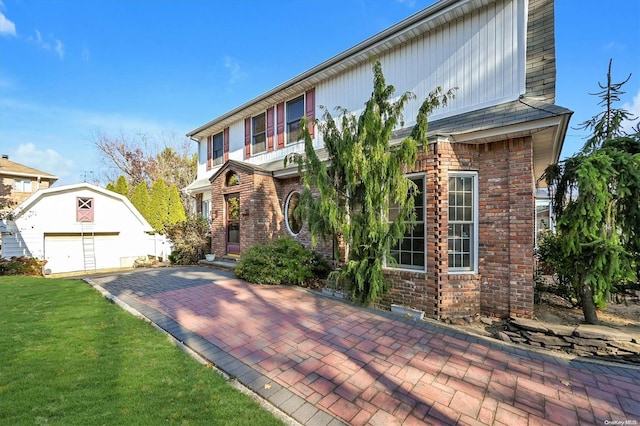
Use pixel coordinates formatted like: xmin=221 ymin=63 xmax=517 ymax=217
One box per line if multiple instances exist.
xmin=190 ymin=0 xmax=526 ymax=178
xmin=318 ymin=0 xmax=525 ymax=128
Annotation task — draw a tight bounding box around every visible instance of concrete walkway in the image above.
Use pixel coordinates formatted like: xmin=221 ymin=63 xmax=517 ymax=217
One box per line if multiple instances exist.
xmin=87 ymin=267 xmax=640 ymax=425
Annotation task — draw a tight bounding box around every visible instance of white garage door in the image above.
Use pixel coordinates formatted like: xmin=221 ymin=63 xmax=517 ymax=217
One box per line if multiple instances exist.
xmin=44 ymin=234 xmax=120 ymax=274
xmin=44 ymin=235 xmax=84 ymax=274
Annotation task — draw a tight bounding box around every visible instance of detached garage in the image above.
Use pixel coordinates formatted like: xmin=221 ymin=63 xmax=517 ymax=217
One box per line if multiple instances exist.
xmin=1 ymin=183 xmax=160 ymax=274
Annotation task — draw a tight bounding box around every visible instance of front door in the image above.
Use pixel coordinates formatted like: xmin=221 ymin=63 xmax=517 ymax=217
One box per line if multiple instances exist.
xmin=226 ymin=193 xmax=240 ymax=254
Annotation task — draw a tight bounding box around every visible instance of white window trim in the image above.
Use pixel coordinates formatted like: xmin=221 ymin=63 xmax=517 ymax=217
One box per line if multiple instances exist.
xmin=385 ymin=173 xmax=427 ymax=272
xmin=284 ymin=191 xmax=302 ymax=236
xmin=286 ymin=94 xmax=305 ymax=146
xmin=251 ymin=113 xmax=267 ymax=155
xmin=211 ymin=132 xmax=224 ymax=166
xmin=535 ymin=198 xmax=553 ymax=245
xmin=13 ymin=178 xmax=31 ymax=192
xmin=448 ymin=171 xmax=479 ymax=274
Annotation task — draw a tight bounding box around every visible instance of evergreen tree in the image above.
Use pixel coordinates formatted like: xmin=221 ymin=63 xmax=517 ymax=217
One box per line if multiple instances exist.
xmin=113 ymin=175 xmax=129 ymax=197
xmin=293 ymin=60 xmax=454 ymax=305
xmin=130 ymin=181 xmax=151 ymax=224
xmin=149 ymin=179 xmax=170 ymax=232
xmin=543 ymin=60 xmax=640 ymax=324
xmin=167 ymin=184 xmax=187 ymax=227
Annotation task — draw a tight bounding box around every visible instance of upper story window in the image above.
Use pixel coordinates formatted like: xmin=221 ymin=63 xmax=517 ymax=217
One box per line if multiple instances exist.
xmin=389 ymin=176 xmax=425 ymax=270
xmin=211 ymin=132 xmax=224 ymax=167
xmin=448 ymin=172 xmax=478 ymax=273
xmin=252 ymin=113 xmax=266 ymax=154
xmin=286 ymin=96 xmax=304 ymax=145
xmin=13 ymin=179 xmax=31 ymax=192
xmin=77 ymin=197 xmax=94 ymax=222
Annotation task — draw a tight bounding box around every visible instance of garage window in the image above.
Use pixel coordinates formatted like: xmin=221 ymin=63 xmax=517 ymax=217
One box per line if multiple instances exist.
xmin=77 ymin=197 xmax=94 ymax=222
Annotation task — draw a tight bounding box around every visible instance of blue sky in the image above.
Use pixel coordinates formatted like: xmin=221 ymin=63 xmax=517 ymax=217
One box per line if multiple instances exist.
xmin=1 ymin=0 xmax=639 ymax=186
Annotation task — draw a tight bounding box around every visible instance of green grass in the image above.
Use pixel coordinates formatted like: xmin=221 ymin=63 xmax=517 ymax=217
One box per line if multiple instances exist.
xmin=0 ymin=276 xmax=283 ymax=426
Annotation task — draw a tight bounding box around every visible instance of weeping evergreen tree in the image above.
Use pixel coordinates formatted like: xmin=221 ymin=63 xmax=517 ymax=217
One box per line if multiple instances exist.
xmin=292 ymin=60 xmax=454 ymax=305
xmin=543 ymin=60 xmax=640 ymax=324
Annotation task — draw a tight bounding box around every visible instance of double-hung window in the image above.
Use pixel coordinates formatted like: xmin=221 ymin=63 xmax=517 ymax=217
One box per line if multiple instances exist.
xmin=252 ymin=113 xmax=266 ymax=154
xmin=389 ymin=176 xmax=425 ymax=270
xmin=202 ymin=199 xmax=211 ymax=221
xmin=211 ymin=132 xmax=224 ymax=166
xmin=448 ymin=172 xmax=478 ymax=272
xmin=13 ymin=179 xmax=31 ymax=192
xmin=286 ymin=96 xmax=304 ymax=145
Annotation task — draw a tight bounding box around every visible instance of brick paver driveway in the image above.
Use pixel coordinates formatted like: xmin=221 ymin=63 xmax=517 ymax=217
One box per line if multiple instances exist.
xmin=87 ymin=267 xmax=640 ymax=425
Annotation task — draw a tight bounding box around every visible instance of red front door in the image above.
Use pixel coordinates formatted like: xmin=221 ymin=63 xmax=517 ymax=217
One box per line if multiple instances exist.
xmin=226 ymin=194 xmax=240 ymax=254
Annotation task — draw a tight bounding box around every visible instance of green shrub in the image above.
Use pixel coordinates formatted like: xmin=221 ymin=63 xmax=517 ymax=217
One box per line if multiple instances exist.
xmin=235 ymin=237 xmax=330 ymax=286
xmin=0 ymin=256 xmax=47 ymax=276
xmin=536 ymin=231 xmax=640 ymax=306
xmin=535 ymin=231 xmax=580 ymax=306
xmin=165 ymin=216 xmax=211 ymax=265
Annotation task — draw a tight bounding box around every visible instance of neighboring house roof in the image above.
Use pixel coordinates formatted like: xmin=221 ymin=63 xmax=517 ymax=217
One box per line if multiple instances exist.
xmin=8 ymin=183 xmax=153 ymax=232
xmin=187 ymin=0 xmax=496 ymax=140
xmin=0 ymin=157 xmax=59 ymax=182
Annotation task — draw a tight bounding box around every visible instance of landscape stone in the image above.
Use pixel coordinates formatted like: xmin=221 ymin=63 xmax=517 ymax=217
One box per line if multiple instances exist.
xmin=609 ymin=340 xmax=640 ymax=354
xmin=480 ymin=316 xmax=494 ymax=326
xmin=497 ymin=331 xmax=512 ymax=343
xmin=564 ymin=336 xmax=610 ymax=349
xmin=510 ymin=318 xmax=548 ymax=333
xmin=544 ymin=323 xmax=576 ymax=337
xmin=574 ymin=325 xmax=633 ymax=341
xmin=523 ymin=332 xmax=571 ymax=347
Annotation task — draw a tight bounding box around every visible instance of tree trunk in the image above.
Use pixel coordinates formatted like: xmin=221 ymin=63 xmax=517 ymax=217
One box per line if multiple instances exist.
xmin=581 ymin=283 xmax=599 ymax=324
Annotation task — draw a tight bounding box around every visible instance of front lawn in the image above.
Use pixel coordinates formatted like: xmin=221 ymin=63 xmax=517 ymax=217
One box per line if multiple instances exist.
xmin=0 ymin=276 xmax=283 ymax=425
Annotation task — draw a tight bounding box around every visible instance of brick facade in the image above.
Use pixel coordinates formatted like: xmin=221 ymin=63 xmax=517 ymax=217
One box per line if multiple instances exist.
xmin=209 ymin=135 xmax=534 ymax=320
xmin=208 ymin=162 xmax=333 ymax=261
xmin=378 ymin=137 xmax=535 ymax=320
xmin=200 ymin=0 xmax=560 ymax=320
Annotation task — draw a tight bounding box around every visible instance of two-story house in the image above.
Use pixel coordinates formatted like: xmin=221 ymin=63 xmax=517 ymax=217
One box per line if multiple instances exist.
xmin=185 ymin=0 xmax=572 ymax=320
xmin=0 ymin=155 xmax=58 ymax=212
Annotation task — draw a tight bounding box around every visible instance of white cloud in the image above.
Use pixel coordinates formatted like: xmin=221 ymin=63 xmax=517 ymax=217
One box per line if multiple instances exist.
xmin=54 ymin=39 xmax=64 ymax=59
xmin=82 ymin=45 xmax=90 ymax=62
xmin=1 ymin=97 xmax=188 ymax=184
xmin=13 ymin=142 xmax=75 ymax=180
xmin=0 ymin=11 xmax=16 ymax=37
xmin=622 ymin=88 xmax=640 ymax=133
xmin=27 ymin=29 xmax=65 ymax=59
xmin=224 ymin=55 xmax=247 ymax=85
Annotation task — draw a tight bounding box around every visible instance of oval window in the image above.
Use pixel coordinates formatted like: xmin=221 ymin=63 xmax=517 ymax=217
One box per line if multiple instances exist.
xmin=285 ymin=192 xmax=302 ymax=235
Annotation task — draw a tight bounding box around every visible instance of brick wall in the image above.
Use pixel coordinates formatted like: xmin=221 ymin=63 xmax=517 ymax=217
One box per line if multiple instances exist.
xmin=209 ymin=168 xmax=332 ymax=261
xmin=382 ymin=137 xmax=535 ymax=319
